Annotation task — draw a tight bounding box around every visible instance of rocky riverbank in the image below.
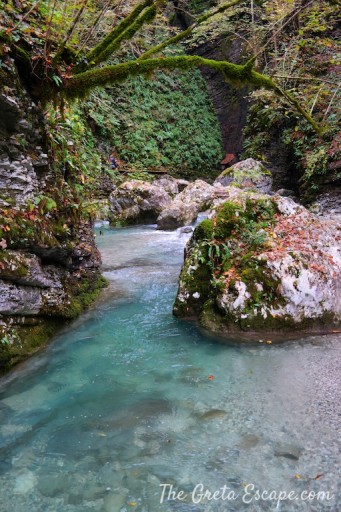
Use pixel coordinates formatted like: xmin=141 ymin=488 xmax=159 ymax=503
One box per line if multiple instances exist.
xmin=108 ymin=159 xmax=341 ymax=339
xmin=0 ymin=63 xmax=106 ymax=373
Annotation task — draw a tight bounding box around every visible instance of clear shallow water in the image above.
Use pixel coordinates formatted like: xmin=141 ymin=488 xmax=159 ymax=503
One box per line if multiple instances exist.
xmin=0 ymin=225 xmax=340 ymax=512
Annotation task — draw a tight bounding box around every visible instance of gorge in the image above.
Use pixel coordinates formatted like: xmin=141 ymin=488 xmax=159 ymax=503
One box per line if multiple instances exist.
xmin=0 ymin=1 xmax=340 ymax=508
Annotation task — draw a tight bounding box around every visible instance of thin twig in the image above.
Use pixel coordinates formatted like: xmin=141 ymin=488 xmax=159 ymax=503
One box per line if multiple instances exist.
xmin=44 ymin=0 xmax=58 ymax=62
xmin=76 ymin=0 xmax=113 ymax=54
xmin=273 ymin=75 xmax=339 ymax=86
xmin=8 ymin=0 xmax=43 ymax=32
xmin=324 ymin=83 xmax=341 ymax=118
xmin=254 ymin=0 xmax=317 ymax=60
xmin=310 ymin=87 xmax=321 ymax=114
xmin=53 ymin=0 xmax=89 ymax=64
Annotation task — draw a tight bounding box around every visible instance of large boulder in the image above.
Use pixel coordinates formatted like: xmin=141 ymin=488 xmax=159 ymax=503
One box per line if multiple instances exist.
xmin=153 ymin=176 xmax=189 ymax=196
xmin=214 ymin=158 xmax=273 ymax=193
xmin=109 ymin=180 xmax=171 ymax=224
xmin=157 ymin=180 xmax=218 ymax=230
xmin=173 ymin=191 xmax=341 ymax=339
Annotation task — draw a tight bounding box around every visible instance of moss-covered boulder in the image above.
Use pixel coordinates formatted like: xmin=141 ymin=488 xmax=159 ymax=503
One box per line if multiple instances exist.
xmin=173 ymin=190 xmax=341 ymax=339
xmin=214 ymin=158 xmax=272 ymax=193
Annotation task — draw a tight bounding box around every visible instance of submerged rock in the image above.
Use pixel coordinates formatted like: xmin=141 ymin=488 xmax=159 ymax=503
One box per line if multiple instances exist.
xmin=198 ymin=409 xmax=228 ymax=421
xmin=173 ymin=190 xmax=341 ymax=338
xmin=214 ymin=158 xmax=272 ymax=193
xmin=109 ymin=179 xmax=171 ymax=224
xmin=238 ymin=434 xmax=261 ymax=449
xmin=274 ymin=443 xmax=303 ymax=461
xmin=179 ymin=226 xmax=194 ymax=234
xmin=13 ymin=470 xmax=37 ymax=494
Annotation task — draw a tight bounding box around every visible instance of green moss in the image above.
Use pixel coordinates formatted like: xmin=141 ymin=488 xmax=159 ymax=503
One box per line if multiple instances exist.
xmin=214 ymin=202 xmax=241 ymax=239
xmin=173 ymin=194 xmax=287 ymax=331
xmin=91 ymin=3 xmax=160 ymax=67
xmin=200 ymin=299 xmax=227 ymax=331
xmin=173 ymin=251 xmax=212 ymax=316
xmin=80 ymin=0 xmax=155 ymax=71
xmin=213 ymin=197 xmax=277 ymax=241
xmin=64 ymin=55 xmax=280 ymax=102
xmin=240 ymin=263 xmax=283 ymax=311
xmin=194 ymin=219 xmax=214 ymax=241
xmin=65 ymin=273 xmax=108 ymax=319
xmin=0 ymin=252 xmax=29 ymax=279
xmin=0 ymin=320 xmax=62 ymax=374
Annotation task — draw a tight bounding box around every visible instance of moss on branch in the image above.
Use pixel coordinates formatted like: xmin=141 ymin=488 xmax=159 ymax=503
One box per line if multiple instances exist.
xmin=64 ymin=55 xmax=322 ymax=134
xmin=76 ymin=0 xmax=164 ymax=72
xmin=89 ymin=1 xmax=163 ymax=68
xmin=75 ymin=0 xmax=155 ymax=72
xmin=138 ymin=26 xmax=194 ymax=61
xmin=197 ymin=0 xmax=242 ymax=23
xmin=65 ymin=55 xmax=269 ymax=93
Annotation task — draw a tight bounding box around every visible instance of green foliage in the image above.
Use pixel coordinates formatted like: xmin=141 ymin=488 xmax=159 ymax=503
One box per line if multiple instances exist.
xmin=34 ymin=195 xmax=57 ymax=213
xmin=46 ymin=103 xmax=111 ymax=198
xmin=0 ymin=320 xmax=61 ymax=374
xmin=85 ymin=70 xmax=223 ymax=178
xmin=0 ymin=204 xmax=68 ymax=248
xmin=175 ymin=195 xmax=282 ymax=319
xmin=187 ymin=0 xmax=215 ymax=15
xmin=194 ymin=196 xmax=277 ymax=278
xmin=194 ymin=218 xmax=214 ymax=241
xmin=242 ymin=0 xmax=340 ymax=196
xmin=65 ymin=274 xmax=108 ymax=319
xmin=0 ymin=333 xmax=16 ymax=346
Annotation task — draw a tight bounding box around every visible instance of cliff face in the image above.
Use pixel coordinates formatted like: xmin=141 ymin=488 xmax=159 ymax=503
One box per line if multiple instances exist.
xmin=0 ymin=64 xmax=105 ymax=373
xmin=193 ymin=37 xmax=249 ymax=158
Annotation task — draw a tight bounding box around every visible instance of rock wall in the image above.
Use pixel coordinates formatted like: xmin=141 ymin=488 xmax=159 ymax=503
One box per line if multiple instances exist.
xmin=0 ymin=65 xmax=105 ymax=373
xmin=194 ymin=38 xmax=249 ymax=157
xmin=174 ymin=1 xmax=249 ymax=158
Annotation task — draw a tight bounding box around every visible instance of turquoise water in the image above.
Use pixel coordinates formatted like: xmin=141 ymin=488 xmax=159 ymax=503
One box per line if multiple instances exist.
xmin=0 ymin=226 xmax=340 ymax=512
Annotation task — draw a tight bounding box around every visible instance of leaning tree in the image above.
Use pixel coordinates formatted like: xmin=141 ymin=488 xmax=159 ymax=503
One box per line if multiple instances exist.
xmin=1 ymin=0 xmax=322 ymax=133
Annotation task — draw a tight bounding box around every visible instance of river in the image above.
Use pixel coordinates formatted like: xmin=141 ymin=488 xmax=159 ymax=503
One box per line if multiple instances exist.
xmin=0 ymin=225 xmax=340 ymax=511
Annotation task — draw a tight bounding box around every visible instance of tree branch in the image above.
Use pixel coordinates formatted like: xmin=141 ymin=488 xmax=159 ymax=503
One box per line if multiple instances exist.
xmin=75 ymin=0 xmax=112 ymax=56
xmin=138 ymin=0 xmax=242 ymax=61
xmin=7 ymin=0 xmax=42 ymax=33
xmin=74 ymin=0 xmax=161 ymax=73
xmin=53 ymin=0 xmax=89 ymax=65
xmin=63 ymin=54 xmax=322 ymax=134
xmin=273 ymin=74 xmax=339 ymax=86
xmin=90 ymin=0 xmax=164 ymax=68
